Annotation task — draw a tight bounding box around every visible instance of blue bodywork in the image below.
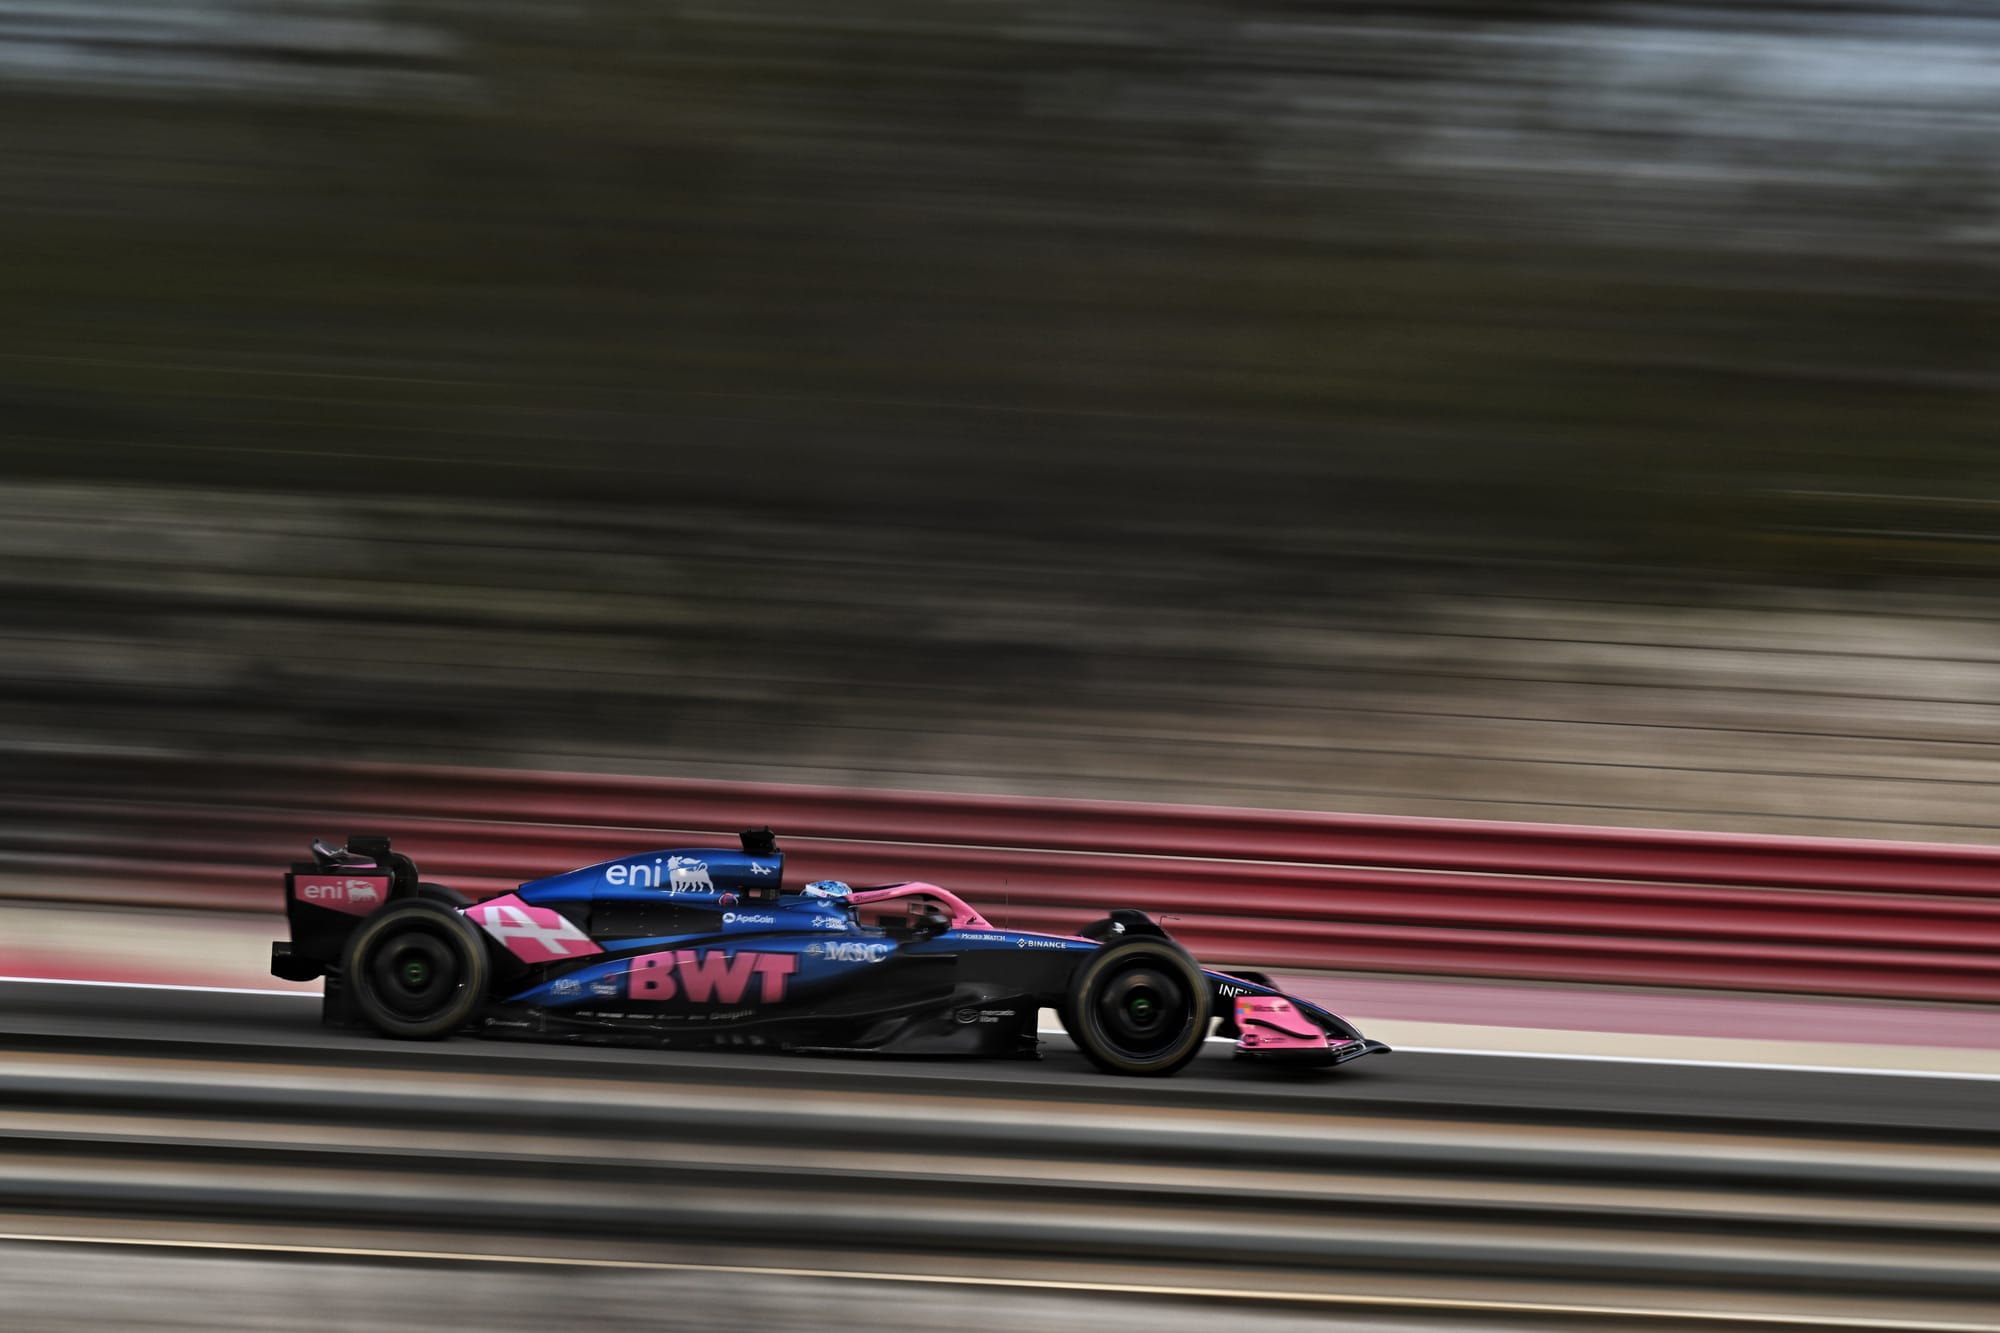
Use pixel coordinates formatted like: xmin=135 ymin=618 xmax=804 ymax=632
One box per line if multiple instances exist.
xmin=496 ymin=846 xmax=1093 ymax=1025
xmin=504 ymin=854 xmax=1094 ymax=1011
xmin=283 ymin=829 xmax=1387 ymax=1071
xmin=516 ymin=846 xmax=785 ymax=912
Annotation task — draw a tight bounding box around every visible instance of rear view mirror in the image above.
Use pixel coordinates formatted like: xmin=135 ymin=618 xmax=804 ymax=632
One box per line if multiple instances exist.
xmin=908 ymin=902 xmax=952 ymax=940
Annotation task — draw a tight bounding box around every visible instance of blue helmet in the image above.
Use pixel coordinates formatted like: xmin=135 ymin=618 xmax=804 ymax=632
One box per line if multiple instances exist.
xmin=802 ymin=880 xmax=852 ymax=901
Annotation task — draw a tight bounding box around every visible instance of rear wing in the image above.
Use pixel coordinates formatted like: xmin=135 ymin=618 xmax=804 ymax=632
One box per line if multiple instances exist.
xmin=271 ymin=833 xmax=419 ymax=982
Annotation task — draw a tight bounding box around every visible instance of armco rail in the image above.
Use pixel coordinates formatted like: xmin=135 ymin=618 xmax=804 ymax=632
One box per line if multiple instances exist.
xmin=5 ymin=751 xmax=2000 ymax=1002
xmin=8 ymin=1020 xmax=1998 ymax=1314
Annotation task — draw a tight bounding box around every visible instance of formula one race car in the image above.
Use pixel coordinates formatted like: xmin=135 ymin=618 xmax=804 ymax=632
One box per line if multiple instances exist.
xmin=272 ymin=829 xmax=1387 ymax=1076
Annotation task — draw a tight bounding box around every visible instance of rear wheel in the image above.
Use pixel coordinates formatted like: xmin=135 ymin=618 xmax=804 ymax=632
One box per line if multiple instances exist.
xmin=340 ymin=900 xmax=489 ymax=1040
xmin=1065 ymin=939 xmax=1211 ymax=1076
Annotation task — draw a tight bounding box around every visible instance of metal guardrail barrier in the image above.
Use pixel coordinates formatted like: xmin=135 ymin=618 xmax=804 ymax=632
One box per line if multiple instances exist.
xmin=0 ymin=989 xmax=1994 ymax=1326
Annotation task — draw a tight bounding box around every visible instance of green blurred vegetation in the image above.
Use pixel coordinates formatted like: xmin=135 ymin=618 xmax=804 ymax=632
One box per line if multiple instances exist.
xmin=4 ymin=0 xmax=2000 ymax=825
xmin=0 ymin=1 xmax=1991 ymax=577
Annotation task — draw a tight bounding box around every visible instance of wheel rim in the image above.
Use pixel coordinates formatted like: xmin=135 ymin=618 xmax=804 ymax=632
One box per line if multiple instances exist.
xmin=1090 ymin=962 xmax=1193 ymax=1061
xmin=369 ymin=929 xmax=461 ymax=1020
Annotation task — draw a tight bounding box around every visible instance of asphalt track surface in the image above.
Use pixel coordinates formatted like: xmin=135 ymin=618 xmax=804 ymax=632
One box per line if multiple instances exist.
xmin=1 ymin=980 xmax=1996 ymax=1331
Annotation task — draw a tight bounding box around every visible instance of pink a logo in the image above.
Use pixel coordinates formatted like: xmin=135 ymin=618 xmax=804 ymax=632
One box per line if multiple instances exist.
xmin=465 ymin=894 xmax=602 ymax=964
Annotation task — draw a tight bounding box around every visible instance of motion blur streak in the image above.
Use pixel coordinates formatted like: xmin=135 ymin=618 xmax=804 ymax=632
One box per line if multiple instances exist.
xmin=14 ymin=754 xmax=2000 ymax=1000
xmin=4 ymin=3 xmax=1999 ymax=1330
xmin=3 ymin=1239 xmax=1996 ymax=1333
xmin=2 ymin=2 xmax=2000 ymax=831
xmin=0 ymin=983 xmax=1994 ymax=1331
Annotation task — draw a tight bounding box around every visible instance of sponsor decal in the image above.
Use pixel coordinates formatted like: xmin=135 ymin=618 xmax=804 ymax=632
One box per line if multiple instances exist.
xmin=955 ymin=1007 xmax=1018 ymax=1025
xmin=587 ymin=978 xmax=622 ymax=999
xmin=1013 ymin=937 xmax=1073 ymax=950
xmin=602 ymin=855 xmax=714 ymax=893
xmin=805 ymin=940 xmax=892 ymax=964
xmin=1233 ymin=995 xmax=1329 ymax=1050
xmin=626 ymin=948 xmax=797 ymax=1004
xmin=552 ymin=976 xmax=581 ymax=996
xmin=954 ymin=932 xmax=1010 ymax=943
xmin=292 ymin=876 xmax=389 ymax=916
xmin=668 ymin=855 xmax=714 ymax=891
xmin=722 ymin=912 xmax=775 ymax=926
xmin=718 ymin=892 xmax=739 ymax=907
xmin=465 ymin=895 xmax=603 ymax=964
xmin=809 ymin=915 xmax=851 ymax=931
xmin=749 ymin=861 xmax=776 ymax=876
xmin=1216 ymin=982 xmax=1255 ymax=999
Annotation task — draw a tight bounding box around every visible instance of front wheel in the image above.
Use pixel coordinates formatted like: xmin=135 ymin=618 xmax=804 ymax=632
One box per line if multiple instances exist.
xmin=339 ymin=900 xmax=489 ymax=1040
xmin=1065 ymin=939 xmax=1211 ymax=1076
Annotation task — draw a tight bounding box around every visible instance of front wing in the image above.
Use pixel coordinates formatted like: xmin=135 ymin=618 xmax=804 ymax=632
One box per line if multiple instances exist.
xmin=1208 ymin=969 xmax=1390 ymax=1067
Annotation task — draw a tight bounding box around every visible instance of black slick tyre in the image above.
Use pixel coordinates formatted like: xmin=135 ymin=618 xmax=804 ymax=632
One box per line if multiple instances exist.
xmin=1065 ymin=938 xmax=1211 ymax=1076
xmin=415 ymin=881 xmax=470 ymax=908
xmin=340 ymin=899 xmax=489 ymax=1040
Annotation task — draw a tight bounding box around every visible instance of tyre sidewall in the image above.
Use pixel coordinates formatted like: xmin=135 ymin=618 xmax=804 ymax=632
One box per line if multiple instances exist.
xmin=415 ymin=882 xmax=470 ymax=908
xmin=1067 ymin=939 xmax=1211 ymax=1076
xmin=341 ymin=899 xmax=489 ymax=1040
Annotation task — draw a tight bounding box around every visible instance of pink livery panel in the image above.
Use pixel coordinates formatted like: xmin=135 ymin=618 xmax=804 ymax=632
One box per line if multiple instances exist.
xmin=1233 ymin=995 xmax=1330 ymax=1052
xmin=291 ymin=875 xmax=392 ymax=916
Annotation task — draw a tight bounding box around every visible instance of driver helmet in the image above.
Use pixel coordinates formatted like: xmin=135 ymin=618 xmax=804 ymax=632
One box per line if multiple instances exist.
xmin=802 ymin=879 xmax=853 ymax=901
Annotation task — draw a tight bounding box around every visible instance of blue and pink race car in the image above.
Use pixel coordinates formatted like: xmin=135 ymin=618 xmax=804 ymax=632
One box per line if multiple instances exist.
xmin=272 ymin=828 xmax=1387 ymax=1076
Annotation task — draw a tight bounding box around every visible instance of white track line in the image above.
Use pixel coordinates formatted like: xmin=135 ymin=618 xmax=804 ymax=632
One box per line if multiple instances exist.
xmin=0 ymin=1233 xmax=1990 ymax=1331
xmin=1383 ymin=1045 xmax=2000 ymax=1083
xmin=0 ymin=976 xmax=315 ymax=997
xmin=1 ymin=979 xmax=1990 ymax=1081
xmin=1035 ymin=1028 xmax=2000 ymax=1081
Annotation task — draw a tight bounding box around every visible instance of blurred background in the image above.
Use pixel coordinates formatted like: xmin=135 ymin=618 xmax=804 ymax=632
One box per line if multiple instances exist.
xmin=1 ymin=0 xmax=1996 ymax=835
xmin=2 ymin=5 xmax=1999 ymax=1331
